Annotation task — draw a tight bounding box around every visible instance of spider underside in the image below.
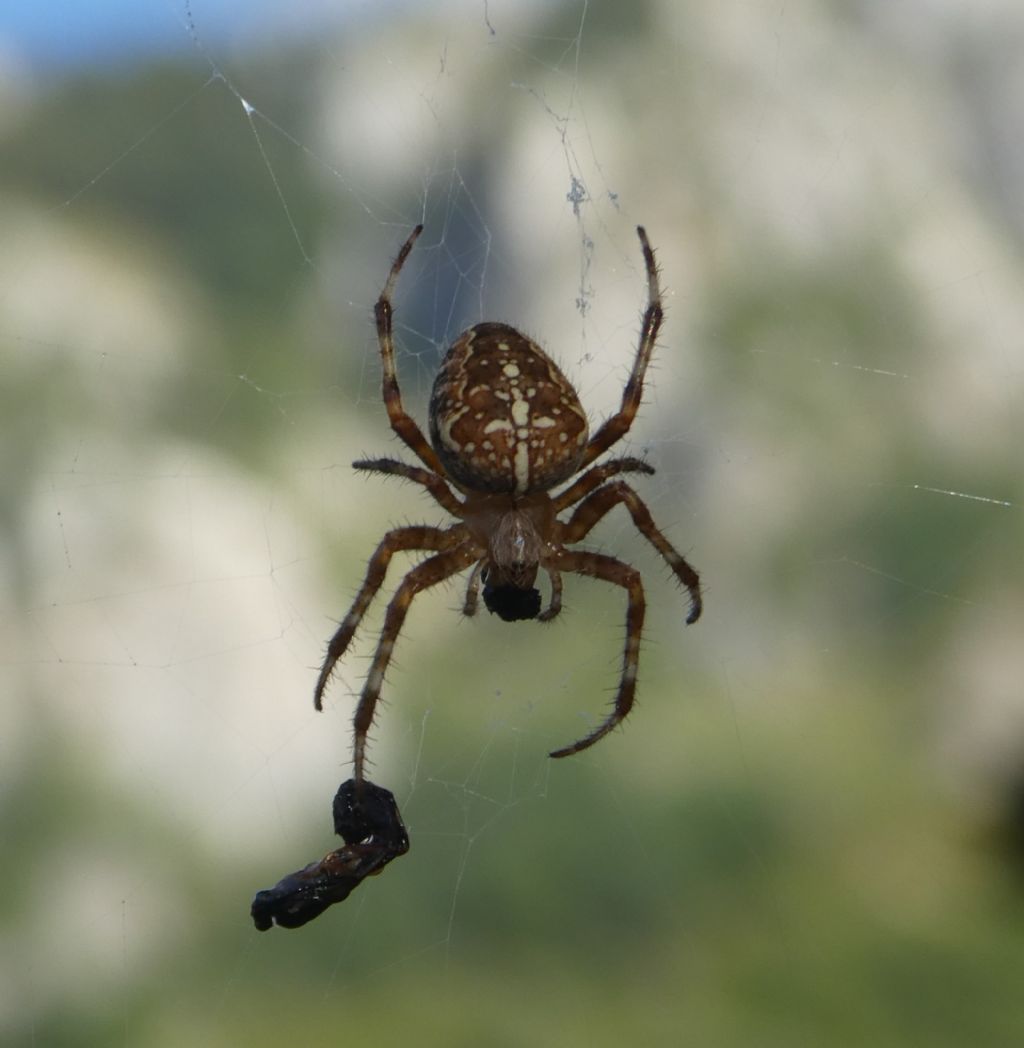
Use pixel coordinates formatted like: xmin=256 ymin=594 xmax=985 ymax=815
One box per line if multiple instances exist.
xmin=315 ymin=225 xmax=702 ymax=783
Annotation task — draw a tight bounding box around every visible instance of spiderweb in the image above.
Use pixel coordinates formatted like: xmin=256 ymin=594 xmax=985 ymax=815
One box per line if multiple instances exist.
xmin=2 ymin=1 xmax=1023 ymax=1043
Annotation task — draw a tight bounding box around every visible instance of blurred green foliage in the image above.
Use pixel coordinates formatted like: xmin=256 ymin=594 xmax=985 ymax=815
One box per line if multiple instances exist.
xmin=3 ymin=7 xmax=1024 ymax=1047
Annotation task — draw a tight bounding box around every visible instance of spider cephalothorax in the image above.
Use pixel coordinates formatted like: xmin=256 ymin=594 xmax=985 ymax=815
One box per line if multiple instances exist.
xmin=314 ymin=225 xmax=702 ymax=783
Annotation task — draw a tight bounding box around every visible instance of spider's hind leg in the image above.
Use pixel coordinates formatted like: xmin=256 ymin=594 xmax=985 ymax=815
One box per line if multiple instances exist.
xmin=577 ymin=227 xmax=664 ymax=470
xmin=373 ymin=225 xmax=446 ymax=475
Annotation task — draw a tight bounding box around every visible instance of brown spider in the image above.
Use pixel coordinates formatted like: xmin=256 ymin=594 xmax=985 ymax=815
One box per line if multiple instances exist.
xmin=315 ymin=225 xmax=702 ymax=783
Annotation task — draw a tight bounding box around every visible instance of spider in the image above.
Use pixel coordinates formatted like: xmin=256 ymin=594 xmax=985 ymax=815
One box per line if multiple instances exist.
xmin=315 ymin=224 xmax=702 ymax=783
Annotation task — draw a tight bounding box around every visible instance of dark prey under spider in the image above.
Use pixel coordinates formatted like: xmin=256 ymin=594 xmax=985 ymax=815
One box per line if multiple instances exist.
xmin=314 ymin=224 xmax=702 ymax=783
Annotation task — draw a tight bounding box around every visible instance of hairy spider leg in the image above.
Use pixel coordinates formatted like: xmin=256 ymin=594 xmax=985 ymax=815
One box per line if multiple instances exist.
xmin=314 ymin=524 xmax=464 ymax=711
xmin=353 ymin=457 xmax=464 ymax=516
xmin=579 ymin=226 xmax=664 ymax=470
xmin=352 ymin=544 xmax=480 ymax=782
xmin=373 ymin=224 xmax=447 ymax=476
xmin=461 ymin=560 xmax=484 ymax=616
xmin=537 ymin=569 xmax=563 ymax=622
xmin=560 ymin=480 xmax=702 ymax=624
xmin=551 ymin=456 xmax=655 ymax=513
xmin=545 ymin=550 xmax=645 ymax=758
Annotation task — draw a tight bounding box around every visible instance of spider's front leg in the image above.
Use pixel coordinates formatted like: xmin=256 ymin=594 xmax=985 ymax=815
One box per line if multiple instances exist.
xmin=314 ymin=525 xmax=463 ymax=711
xmin=545 ymin=550 xmax=645 ymax=758
xmin=352 ymin=544 xmax=480 ymax=782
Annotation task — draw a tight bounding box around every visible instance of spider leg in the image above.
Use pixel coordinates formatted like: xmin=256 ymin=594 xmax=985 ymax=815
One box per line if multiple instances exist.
xmin=353 ymin=457 xmax=464 ymax=516
xmin=579 ymin=227 xmax=664 ymax=469
xmin=552 ymin=456 xmax=655 ymax=513
xmin=352 ymin=544 xmax=480 ymax=782
xmin=373 ymin=225 xmax=446 ymax=475
xmin=462 ymin=560 xmax=484 ymax=616
xmin=314 ymin=524 xmax=466 ymax=711
xmin=546 ymin=550 xmax=645 ymax=758
xmin=537 ymin=569 xmax=563 ymax=622
xmin=560 ymin=480 xmax=702 ymax=624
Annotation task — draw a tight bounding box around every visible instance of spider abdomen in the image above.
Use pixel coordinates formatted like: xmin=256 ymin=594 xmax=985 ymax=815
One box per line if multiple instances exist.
xmin=428 ymin=322 xmax=589 ymax=495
